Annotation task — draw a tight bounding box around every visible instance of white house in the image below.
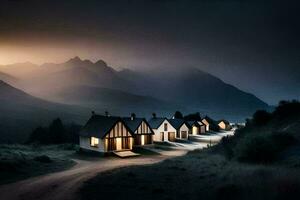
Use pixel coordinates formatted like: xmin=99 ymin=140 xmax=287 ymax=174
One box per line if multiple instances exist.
xmin=148 ymin=117 xmax=177 ymax=142
xmin=122 ymin=115 xmax=154 ymax=146
xmin=201 ymin=118 xmax=210 ymax=131
xmin=79 ymin=115 xmax=134 ymax=153
xmin=168 ymin=119 xmax=189 ymax=140
xmin=217 ymin=119 xmax=231 ymax=130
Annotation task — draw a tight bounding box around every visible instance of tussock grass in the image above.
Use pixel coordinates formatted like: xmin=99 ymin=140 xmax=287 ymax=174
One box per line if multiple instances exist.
xmin=0 ymin=144 xmax=76 ymax=184
xmin=80 ymin=148 xmax=300 ymax=200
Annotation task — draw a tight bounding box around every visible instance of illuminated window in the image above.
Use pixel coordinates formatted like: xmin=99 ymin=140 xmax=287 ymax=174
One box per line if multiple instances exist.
xmin=164 ymin=123 xmax=168 ymax=131
xmin=90 ymin=137 xmax=99 ymax=147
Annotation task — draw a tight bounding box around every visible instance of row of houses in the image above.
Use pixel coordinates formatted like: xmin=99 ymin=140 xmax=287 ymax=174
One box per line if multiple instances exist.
xmin=79 ymin=113 xmax=230 ymax=153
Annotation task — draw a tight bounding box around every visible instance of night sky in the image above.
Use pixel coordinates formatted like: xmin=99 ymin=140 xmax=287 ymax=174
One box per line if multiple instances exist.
xmin=0 ymin=0 xmax=299 ymax=104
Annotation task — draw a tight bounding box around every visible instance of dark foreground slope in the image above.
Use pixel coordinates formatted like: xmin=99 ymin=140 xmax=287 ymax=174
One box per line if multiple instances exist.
xmin=80 ymin=101 xmax=300 ymax=200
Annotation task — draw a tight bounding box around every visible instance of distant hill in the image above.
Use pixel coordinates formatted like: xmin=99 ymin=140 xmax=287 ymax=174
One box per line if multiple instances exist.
xmin=22 ymin=57 xmax=132 ymax=95
xmin=0 ymin=81 xmax=88 ymax=143
xmin=43 ymin=85 xmax=181 ymax=117
xmin=0 ymin=62 xmax=40 ymax=79
xmin=117 ymin=68 xmax=269 ymax=121
xmin=0 ymin=57 xmax=270 ymax=122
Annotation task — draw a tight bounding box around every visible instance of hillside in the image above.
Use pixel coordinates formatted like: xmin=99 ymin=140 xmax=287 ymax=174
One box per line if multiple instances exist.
xmin=118 ymin=67 xmax=269 ymax=121
xmin=44 ymin=85 xmax=181 ymax=117
xmin=0 ymin=62 xmax=40 ymax=79
xmin=1 ymin=57 xmax=270 ymax=121
xmin=0 ymin=72 xmax=18 ymax=86
xmin=0 ymin=81 xmax=88 ymax=143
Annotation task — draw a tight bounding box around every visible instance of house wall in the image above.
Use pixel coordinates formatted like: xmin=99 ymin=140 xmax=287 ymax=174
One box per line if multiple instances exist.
xmin=135 ymin=121 xmax=152 ymax=134
xmin=191 ymin=125 xmax=199 ymax=135
xmin=106 ymin=122 xmax=131 ymax=138
xmin=80 ymin=121 xmax=133 ymax=153
xmin=177 ymin=123 xmax=189 ymax=139
xmin=80 ymin=136 xmax=105 ymax=152
xmin=153 ymin=119 xmax=176 ymax=142
xmin=218 ymin=121 xmax=226 ymax=130
xmin=202 ymin=119 xmax=210 ymax=131
xmin=105 ymin=122 xmax=133 ymax=151
xmin=134 ymin=121 xmax=153 ymax=145
xmin=200 ymin=126 xmax=206 ymax=134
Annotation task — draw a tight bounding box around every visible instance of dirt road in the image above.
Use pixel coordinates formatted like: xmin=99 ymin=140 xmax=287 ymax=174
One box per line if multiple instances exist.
xmin=0 ymin=149 xmax=187 ymax=200
xmin=0 ymin=131 xmax=234 ymax=200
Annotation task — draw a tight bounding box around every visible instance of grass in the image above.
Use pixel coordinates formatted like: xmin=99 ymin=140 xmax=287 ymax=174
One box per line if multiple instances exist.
xmin=0 ymin=144 xmax=77 ymax=185
xmin=79 ymin=144 xmax=300 ymax=200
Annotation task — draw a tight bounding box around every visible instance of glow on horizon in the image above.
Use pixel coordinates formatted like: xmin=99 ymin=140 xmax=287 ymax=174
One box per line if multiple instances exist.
xmin=0 ymin=45 xmax=100 ymax=65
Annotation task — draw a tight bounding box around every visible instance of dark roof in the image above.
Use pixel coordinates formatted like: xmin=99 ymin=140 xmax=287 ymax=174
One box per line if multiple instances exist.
xmin=122 ymin=117 xmax=143 ymax=132
xmin=148 ymin=117 xmax=166 ymax=129
xmin=186 ymin=120 xmax=200 ymax=128
xmin=122 ymin=117 xmax=154 ymax=134
xmin=168 ymin=118 xmax=187 ymax=130
xmin=80 ymin=115 xmax=133 ymax=138
xmin=198 ymin=121 xmax=206 ymax=126
xmin=203 ymin=116 xmax=218 ymax=125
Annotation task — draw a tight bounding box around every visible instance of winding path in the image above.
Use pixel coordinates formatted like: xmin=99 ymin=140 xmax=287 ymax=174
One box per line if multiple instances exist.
xmin=0 ymin=130 xmax=234 ymax=200
xmin=0 ymin=149 xmax=187 ymax=200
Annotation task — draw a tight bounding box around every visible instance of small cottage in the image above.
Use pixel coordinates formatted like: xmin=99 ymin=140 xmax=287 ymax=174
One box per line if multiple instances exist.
xmin=197 ymin=121 xmax=206 ymax=134
xmin=187 ymin=121 xmax=200 ymax=135
xmin=123 ymin=114 xmax=154 ymax=146
xmin=148 ymin=117 xmax=177 ymax=142
xmin=201 ymin=117 xmax=210 ymax=131
xmin=202 ymin=116 xmax=220 ymax=132
xmin=79 ymin=114 xmax=134 ymax=153
xmin=218 ymin=119 xmax=231 ymax=130
xmin=168 ymin=119 xmax=189 ymax=140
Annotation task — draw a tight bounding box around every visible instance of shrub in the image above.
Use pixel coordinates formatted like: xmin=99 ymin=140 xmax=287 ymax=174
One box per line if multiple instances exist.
xmin=184 ymin=112 xmax=201 ymax=121
xmin=34 ymin=155 xmax=52 ymax=163
xmin=27 ymin=119 xmax=82 ymax=145
xmin=174 ymin=111 xmax=184 ymax=119
xmin=220 ymin=136 xmax=234 ymax=159
xmin=234 ymin=132 xmax=295 ymax=164
xmin=252 ymin=110 xmax=272 ymax=126
xmin=274 ymin=100 xmax=300 ymax=119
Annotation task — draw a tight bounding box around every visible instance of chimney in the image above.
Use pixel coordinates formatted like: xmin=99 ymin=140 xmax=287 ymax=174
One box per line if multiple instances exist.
xmin=131 ymin=113 xmax=136 ymax=120
xmin=152 ymin=113 xmax=156 ymax=118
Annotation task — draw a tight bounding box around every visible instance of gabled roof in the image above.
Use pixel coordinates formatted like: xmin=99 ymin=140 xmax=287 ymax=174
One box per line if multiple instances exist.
xmin=122 ymin=117 xmax=154 ymax=134
xmin=198 ymin=121 xmax=205 ymax=126
xmin=80 ymin=115 xmax=133 ymax=139
xmin=218 ymin=119 xmax=230 ymax=125
xmin=186 ymin=120 xmax=200 ymax=128
xmin=148 ymin=117 xmax=167 ymax=129
xmin=168 ymin=118 xmax=188 ymax=130
xmin=202 ymin=116 xmax=217 ymax=125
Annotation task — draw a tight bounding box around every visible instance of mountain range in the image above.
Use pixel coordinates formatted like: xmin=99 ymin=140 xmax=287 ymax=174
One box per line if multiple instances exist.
xmin=0 ymin=57 xmax=270 ymax=142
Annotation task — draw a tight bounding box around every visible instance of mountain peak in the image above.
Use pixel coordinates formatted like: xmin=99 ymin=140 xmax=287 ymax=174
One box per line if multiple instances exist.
xmin=95 ymin=59 xmax=107 ymax=66
xmin=71 ymin=56 xmax=82 ymax=61
xmin=65 ymin=57 xmax=96 ymax=66
xmin=65 ymin=56 xmax=83 ymax=65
